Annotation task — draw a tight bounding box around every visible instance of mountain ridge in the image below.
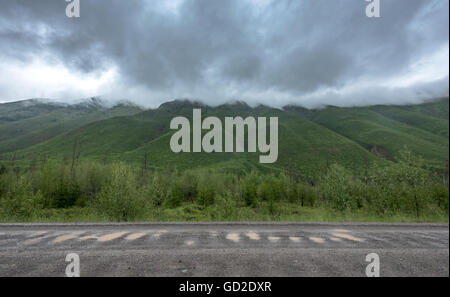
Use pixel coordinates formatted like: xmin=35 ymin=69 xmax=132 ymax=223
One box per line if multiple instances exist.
xmin=0 ymin=97 xmax=448 ymax=176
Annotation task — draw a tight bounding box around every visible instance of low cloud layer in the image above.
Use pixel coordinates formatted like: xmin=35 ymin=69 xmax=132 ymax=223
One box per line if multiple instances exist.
xmin=0 ymin=0 xmax=448 ymax=108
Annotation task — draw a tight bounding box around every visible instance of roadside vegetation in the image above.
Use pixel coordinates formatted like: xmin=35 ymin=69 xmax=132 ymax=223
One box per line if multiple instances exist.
xmin=0 ymin=147 xmax=448 ymax=223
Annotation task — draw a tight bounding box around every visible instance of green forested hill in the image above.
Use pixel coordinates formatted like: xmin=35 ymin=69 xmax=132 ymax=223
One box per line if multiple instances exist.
xmin=285 ymin=98 xmax=449 ymax=170
xmin=0 ymin=98 xmax=143 ymax=154
xmin=369 ymin=101 xmax=449 ymax=138
xmin=120 ymin=103 xmax=383 ymax=177
xmin=0 ymin=98 xmax=448 ymax=176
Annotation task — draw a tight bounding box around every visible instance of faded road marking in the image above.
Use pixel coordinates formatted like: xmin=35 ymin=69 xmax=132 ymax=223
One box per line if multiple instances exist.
xmin=97 ymin=232 xmax=127 ymax=242
xmin=53 ymin=232 xmax=83 ymax=243
xmin=125 ymin=233 xmax=146 ymax=240
xmin=309 ymin=237 xmax=325 ymax=244
xmin=32 ymin=231 xmax=46 ymax=236
xmin=246 ymin=232 xmax=260 ymax=240
xmin=152 ymin=233 xmax=161 ymax=238
xmin=332 ymin=229 xmax=350 ymax=233
xmin=289 ymin=236 xmax=301 ymax=243
xmin=226 ymin=233 xmax=240 ymax=243
xmin=79 ymin=235 xmax=98 ymax=241
xmin=268 ymin=236 xmax=280 ymax=242
xmin=25 ymin=231 xmax=46 ymax=238
xmin=185 ymin=240 xmax=195 ymax=246
xmin=23 ymin=237 xmax=45 ymax=245
xmin=332 ymin=233 xmax=364 ymax=242
xmin=329 ymin=237 xmax=342 ymax=242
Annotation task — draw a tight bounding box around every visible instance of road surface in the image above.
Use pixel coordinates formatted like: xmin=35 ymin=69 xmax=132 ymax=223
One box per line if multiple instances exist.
xmin=0 ymin=222 xmax=448 ymax=277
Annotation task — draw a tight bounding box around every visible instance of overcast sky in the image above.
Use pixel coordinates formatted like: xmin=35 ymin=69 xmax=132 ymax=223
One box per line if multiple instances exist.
xmin=0 ymin=0 xmax=448 ymax=108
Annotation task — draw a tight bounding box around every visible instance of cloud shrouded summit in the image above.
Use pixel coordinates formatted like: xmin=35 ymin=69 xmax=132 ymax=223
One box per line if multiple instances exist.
xmin=0 ymin=0 xmax=448 ymax=108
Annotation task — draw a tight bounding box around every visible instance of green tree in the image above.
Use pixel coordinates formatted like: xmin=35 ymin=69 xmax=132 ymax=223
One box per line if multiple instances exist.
xmin=95 ymin=163 xmax=144 ymax=221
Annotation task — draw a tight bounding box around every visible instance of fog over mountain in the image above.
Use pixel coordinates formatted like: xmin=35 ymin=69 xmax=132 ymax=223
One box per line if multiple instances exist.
xmin=0 ymin=0 xmax=448 ymax=108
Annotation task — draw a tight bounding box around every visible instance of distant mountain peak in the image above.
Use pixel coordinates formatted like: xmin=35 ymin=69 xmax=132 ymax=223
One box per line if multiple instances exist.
xmin=158 ymin=99 xmax=207 ymax=111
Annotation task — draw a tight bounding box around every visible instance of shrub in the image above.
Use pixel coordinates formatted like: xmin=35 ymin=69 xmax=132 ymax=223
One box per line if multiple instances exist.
xmin=168 ymin=171 xmax=198 ymax=207
xmin=35 ymin=161 xmax=80 ymax=208
xmin=241 ymin=172 xmax=259 ymax=207
xmin=94 ymin=163 xmax=144 ymax=221
xmin=320 ymin=164 xmax=355 ymax=211
xmin=259 ymin=174 xmax=286 ymax=202
xmin=197 ymin=185 xmax=215 ymax=207
xmin=431 ymin=182 xmax=449 ymax=211
xmin=0 ymin=176 xmax=43 ymax=219
xmin=0 ymin=164 xmax=6 ymax=175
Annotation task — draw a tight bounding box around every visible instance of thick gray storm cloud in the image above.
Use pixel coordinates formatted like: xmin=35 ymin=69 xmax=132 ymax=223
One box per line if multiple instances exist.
xmin=0 ymin=0 xmax=448 ymax=108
